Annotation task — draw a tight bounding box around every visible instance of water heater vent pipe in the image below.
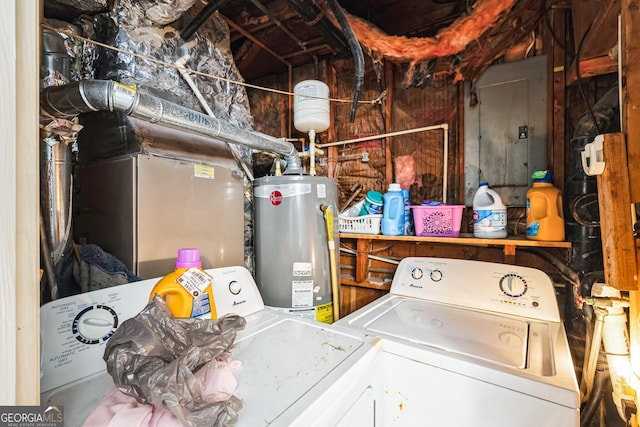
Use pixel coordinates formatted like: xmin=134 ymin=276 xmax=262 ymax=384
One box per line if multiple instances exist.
xmin=40 ymin=80 xmax=304 ymax=175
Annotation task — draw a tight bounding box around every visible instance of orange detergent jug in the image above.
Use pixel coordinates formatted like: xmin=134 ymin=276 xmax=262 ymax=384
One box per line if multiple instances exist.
xmin=526 ymin=171 xmax=565 ymax=241
xmin=149 ymin=248 xmax=217 ymax=319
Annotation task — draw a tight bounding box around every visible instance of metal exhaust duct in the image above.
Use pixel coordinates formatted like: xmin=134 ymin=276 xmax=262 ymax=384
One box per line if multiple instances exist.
xmin=41 ymin=29 xmax=75 ymax=300
xmin=40 ymin=80 xmax=305 ymax=175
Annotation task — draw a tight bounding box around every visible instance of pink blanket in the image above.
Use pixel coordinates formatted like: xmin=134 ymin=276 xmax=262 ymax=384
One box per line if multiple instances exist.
xmin=83 ymin=359 xmax=241 ymax=427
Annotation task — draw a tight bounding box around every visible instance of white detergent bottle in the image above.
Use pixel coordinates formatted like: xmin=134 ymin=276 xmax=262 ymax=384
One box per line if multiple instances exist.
xmin=472 ymin=182 xmax=508 ymax=238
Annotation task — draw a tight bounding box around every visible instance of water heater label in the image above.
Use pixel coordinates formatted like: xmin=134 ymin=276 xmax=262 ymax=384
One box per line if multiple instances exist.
xmin=316 ymin=184 xmax=327 ymax=198
xmin=315 ymin=302 xmax=334 ymax=324
xmin=292 ymin=280 xmax=313 ymax=307
xmin=293 ymin=262 xmax=312 ymax=276
xmin=254 ymin=183 xmax=312 ymax=199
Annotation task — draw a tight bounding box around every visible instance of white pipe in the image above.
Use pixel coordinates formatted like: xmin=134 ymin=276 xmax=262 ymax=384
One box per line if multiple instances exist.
xmin=339 ymin=247 xmax=400 ymax=265
xmin=592 ymin=284 xmax=636 ymax=421
xmin=175 ymin=54 xmax=255 ymax=181
xmin=309 ymin=129 xmax=316 ymax=176
xmin=581 ymin=308 xmax=605 ymax=402
xmin=317 ymin=123 xmax=449 ymax=202
xmin=275 ymin=157 xmax=282 ymax=176
xmin=299 ymin=148 xmax=325 ymax=157
xmin=316 ymin=124 xmax=448 ymax=148
xmin=443 ymin=125 xmax=449 ymax=203
xmin=604 ymin=307 xmax=634 ymax=420
xmin=175 ymin=55 xmax=215 ymax=117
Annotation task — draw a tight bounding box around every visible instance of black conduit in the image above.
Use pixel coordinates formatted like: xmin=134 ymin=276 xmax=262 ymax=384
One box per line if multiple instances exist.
xmin=523 ymin=247 xmax=584 ymax=327
xmin=580 ymin=352 xmax=608 ymax=427
xmin=288 ymin=0 xmax=347 ymax=53
xmin=565 ymin=85 xmax=620 ymax=277
xmin=575 ymin=23 xmax=601 ymax=137
xmin=580 ymin=271 xmax=606 ymax=298
xmin=523 ymin=247 xmax=580 ymax=288
xmin=572 ymin=85 xmax=621 ymax=142
xmin=181 ymin=0 xmax=233 ymax=41
xmin=325 ymin=0 xmax=364 ymax=122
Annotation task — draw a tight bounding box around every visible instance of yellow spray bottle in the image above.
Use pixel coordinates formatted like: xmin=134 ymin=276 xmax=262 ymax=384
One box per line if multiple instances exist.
xmin=149 ymin=248 xmax=218 ymax=319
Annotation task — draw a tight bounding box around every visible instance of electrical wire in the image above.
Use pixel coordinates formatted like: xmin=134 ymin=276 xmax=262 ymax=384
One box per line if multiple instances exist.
xmin=543 ymin=7 xmax=568 ymax=54
xmin=575 ymin=22 xmax=602 ymax=136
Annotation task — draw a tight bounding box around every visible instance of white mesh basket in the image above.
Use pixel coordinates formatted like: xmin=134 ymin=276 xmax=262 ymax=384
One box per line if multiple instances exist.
xmin=339 ymin=200 xmax=382 ymax=234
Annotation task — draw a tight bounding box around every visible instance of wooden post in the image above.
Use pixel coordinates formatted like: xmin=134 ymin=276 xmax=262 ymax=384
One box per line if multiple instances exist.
xmin=355 ymin=238 xmax=371 ymax=283
xmin=619 ymin=3 xmax=640 ymax=420
xmin=503 ymin=245 xmax=517 ymax=264
xmin=621 ymin=0 xmax=640 ymax=202
xmin=456 ymin=81 xmax=465 ymax=203
xmin=596 ymin=133 xmax=638 ymax=291
xmin=327 ymin=65 xmax=337 ymax=178
xmin=384 ymin=62 xmax=393 ymax=187
xmin=547 ymin=6 xmax=566 ymax=188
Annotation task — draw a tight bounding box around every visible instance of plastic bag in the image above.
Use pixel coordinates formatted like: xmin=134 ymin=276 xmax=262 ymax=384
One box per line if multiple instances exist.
xmin=104 ymin=295 xmax=246 ymax=426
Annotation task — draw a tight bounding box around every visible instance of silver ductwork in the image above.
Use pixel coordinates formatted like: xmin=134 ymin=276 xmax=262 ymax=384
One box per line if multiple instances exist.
xmin=40 ymin=80 xmax=304 ymax=174
xmin=41 ymin=29 xmax=75 ymax=300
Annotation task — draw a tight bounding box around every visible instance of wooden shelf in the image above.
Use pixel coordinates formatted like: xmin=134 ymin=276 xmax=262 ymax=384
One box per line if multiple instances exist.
xmin=340 ymin=233 xmax=572 ymax=248
xmin=339 ymin=233 xmax=572 ymax=284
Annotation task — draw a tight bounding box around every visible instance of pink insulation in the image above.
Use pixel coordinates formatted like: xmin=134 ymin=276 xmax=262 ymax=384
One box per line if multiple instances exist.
xmin=394 ymin=155 xmax=416 ymax=190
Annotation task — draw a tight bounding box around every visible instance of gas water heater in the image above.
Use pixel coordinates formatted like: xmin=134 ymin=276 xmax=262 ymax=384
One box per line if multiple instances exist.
xmin=253 ymin=175 xmax=340 ymax=324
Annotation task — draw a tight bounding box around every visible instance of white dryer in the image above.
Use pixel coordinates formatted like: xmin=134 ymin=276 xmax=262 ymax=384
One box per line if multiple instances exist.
xmin=335 ymin=256 xmax=580 ymax=427
xmin=40 ymin=266 xmax=378 ymax=427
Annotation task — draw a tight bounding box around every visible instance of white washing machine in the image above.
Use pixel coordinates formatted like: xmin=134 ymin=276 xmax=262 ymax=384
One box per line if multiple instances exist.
xmin=335 ymin=256 xmax=580 ymax=427
xmin=40 ymin=266 xmax=379 ymax=427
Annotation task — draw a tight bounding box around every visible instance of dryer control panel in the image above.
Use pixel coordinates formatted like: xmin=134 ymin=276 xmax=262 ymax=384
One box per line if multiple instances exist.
xmin=390 ymin=257 xmax=560 ymax=322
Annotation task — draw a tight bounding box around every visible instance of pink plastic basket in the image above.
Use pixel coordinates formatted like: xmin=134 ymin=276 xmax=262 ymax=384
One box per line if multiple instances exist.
xmin=411 ymin=205 xmax=465 ymax=237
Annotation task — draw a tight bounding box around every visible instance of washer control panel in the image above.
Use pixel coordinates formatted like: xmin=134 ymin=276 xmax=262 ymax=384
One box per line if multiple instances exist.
xmin=390 ymin=257 xmax=560 ymax=322
xmin=41 ymin=266 xmax=265 ymax=393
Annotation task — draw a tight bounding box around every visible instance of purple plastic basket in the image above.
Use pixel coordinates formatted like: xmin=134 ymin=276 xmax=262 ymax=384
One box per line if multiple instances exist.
xmin=411 ymin=205 xmax=465 ymax=237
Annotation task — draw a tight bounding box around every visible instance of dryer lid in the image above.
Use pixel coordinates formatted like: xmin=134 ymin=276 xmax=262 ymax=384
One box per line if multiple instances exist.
xmin=366 ymin=299 xmax=529 ymax=368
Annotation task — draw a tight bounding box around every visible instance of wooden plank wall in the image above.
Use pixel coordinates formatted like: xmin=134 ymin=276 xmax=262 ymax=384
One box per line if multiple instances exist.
xmin=1 ymin=0 xmax=40 ymax=404
xmin=622 ymin=0 xmax=640 ymax=201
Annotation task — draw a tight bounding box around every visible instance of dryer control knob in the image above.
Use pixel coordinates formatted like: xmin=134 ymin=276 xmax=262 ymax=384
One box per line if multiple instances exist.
xmin=229 ymin=280 xmax=242 ymax=295
xmin=411 ymin=267 xmax=424 ymax=280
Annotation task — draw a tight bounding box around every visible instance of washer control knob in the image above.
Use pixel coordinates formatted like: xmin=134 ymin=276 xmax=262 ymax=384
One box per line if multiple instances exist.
xmin=499 ymin=274 xmax=528 ymax=297
xmin=411 ymin=267 xmax=424 ymax=280
xmin=229 ymin=280 xmax=241 ymax=295
xmin=430 ymin=269 xmax=443 ymax=282
xmin=72 ymin=305 xmax=119 ymax=344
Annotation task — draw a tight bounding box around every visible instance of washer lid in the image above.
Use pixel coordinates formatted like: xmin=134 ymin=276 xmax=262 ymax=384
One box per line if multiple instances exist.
xmin=366 ymin=299 xmax=529 ymax=368
xmin=233 ymin=316 xmax=371 ymax=426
